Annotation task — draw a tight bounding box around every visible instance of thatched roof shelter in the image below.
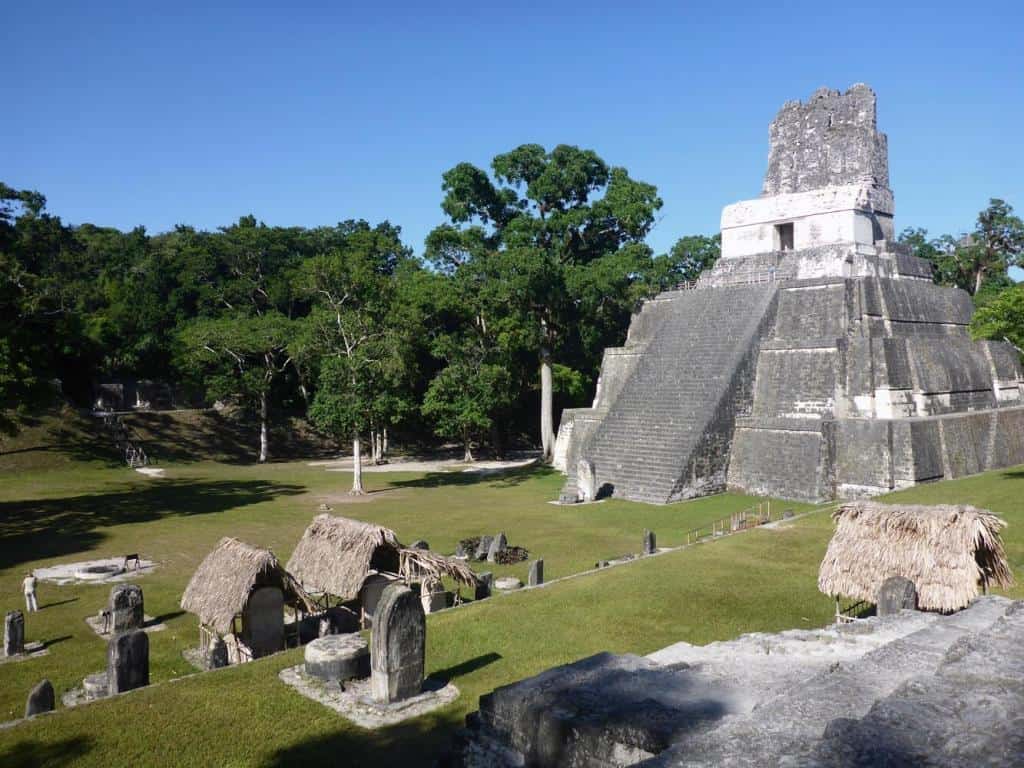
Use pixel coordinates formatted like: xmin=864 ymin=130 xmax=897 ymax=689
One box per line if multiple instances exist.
xmin=181 ymin=537 xmax=313 ymax=633
xmin=818 ymin=501 xmax=1013 ymax=612
xmin=286 ymin=514 xmax=478 ymax=600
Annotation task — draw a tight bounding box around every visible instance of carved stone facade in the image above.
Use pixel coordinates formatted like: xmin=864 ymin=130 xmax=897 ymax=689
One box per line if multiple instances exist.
xmin=557 ymin=85 xmax=1024 ymax=503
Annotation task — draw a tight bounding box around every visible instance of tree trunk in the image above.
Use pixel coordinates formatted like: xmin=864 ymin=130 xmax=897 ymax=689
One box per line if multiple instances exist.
xmin=490 ymin=420 xmax=504 ymax=460
xmin=974 ymin=266 xmax=985 ymax=296
xmin=382 ymin=427 xmax=389 ymax=460
xmin=258 ymin=391 xmax=269 ymax=463
xmin=351 ymin=434 xmax=365 ymax=495
xmin=463 ymin=431 xmax=474 ymax=463
xmin=539 ymin=348 xmax=556 ymax=462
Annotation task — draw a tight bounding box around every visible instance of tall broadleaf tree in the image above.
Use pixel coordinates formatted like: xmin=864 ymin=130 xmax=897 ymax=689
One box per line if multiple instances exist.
xmin=296 ymin=221 xmax=415 ymax=494
xmin=176 ymin=312 xmax=296 ymax=462
xmin=428 ymin=144 xmax=662 ymax=461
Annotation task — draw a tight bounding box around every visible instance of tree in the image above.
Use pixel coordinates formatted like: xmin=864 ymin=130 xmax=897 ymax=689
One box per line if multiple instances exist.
xmin=177 ymin=312 xmax=295 ymax=462
xmin=429 ymin=144 xmax=662 ymax=461
xmin=296 ymin=221 xmax=414 ymax=493
xmin=971 ymin=284 xmax=1024 ymax=355
xmin=643 ymin=234 xmax=721 ymax=292
xmin=898 ymin=199 xmax=1024 ymax=296
xmin=421 ymin=336 xmax=514 ymax=461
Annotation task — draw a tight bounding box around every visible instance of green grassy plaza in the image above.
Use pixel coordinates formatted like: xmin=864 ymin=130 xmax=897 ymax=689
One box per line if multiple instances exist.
xmin=0 ymin=428 xmax=1020 ymax=767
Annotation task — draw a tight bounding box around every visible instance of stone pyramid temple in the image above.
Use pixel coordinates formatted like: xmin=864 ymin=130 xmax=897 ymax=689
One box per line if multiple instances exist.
xmin=556 ymin=84 xmax=1024 ymax=504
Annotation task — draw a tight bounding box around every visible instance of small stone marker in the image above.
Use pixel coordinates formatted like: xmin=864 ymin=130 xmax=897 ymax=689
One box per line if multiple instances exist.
xmin=305 ymin=633 xmax=369 ymax=683
xmin=643 ymin=529 xmax=657 ymax=555
xmin=454 ymin=541 xmax=468 ymax=558
xmin=107 ymin=629 xmax=149 ymax=694
xmin=474 ymin=536 xmax=494 ymax=561
xmin=208 ymin=636 xmax=228 ymax=669
xmin=83 ymin=672 xmax=109 ymax=701
xmin=487 ymin=532 xmax=508 ymax=563
xmin=494 ymin=577 xmax=523 ymax=591
xmin=876 ymin=576 xmax=918 ymax=616
xmin=409 ymin=540 xmax=429 ymax=550
xmin=475 ymin=572 xmax=494 ymax=600
xmin=528 ymin=559 xmax=544 ymax=587
xmin=783 ymin=509 xmax=795 ymax=519
xmin=371 ymin=584 xmax=425 ymax=704
xmin=4 ymin=610 xmax=25 ymax=657
xmin=109 ymin=584 xmax=145 ymax=632
xmin=577 ymin=459 xmax=597 ymax=502
xmin=25 ymin=679 xmax=55 ymax=717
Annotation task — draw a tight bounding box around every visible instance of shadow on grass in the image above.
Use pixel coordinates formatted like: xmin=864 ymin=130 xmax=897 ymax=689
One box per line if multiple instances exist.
xmin=120 ymin=411 xmax=336 ymax=465
xmin=151 ymin=610 xmax=186 ymax=625
xmin=0 ymin=736 xmax=94 ymax=768
xmin=432 ymin=652 xmax=502 ymax=684
xmin=261 ymin=709 xmax=461 ymax=768
xmin=41 ymin=598 xmax=79 ymax=610
xmin=42 ymin=635 xmax=72 ymax=649
xmin=386 ymin=464 xmax=557 ymax=492
xmin=0 ymin=479 xmax=304 ymax=569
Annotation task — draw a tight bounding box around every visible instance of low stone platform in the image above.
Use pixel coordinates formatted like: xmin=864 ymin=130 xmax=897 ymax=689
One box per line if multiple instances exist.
xmin=35 ymin=558 xmax=157 ymax=586
xmin=445 ymin=597 xmax=1023 ymax=767
xmin=0 ymin=642 xmax=47 ymax=665
xmin=279 ymin=665 xmax=459 ymax=729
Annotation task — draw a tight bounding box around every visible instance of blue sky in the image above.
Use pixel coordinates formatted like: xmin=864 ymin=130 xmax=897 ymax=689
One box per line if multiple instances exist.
xmin=3 ymin=1 xmax=1023 ymax=263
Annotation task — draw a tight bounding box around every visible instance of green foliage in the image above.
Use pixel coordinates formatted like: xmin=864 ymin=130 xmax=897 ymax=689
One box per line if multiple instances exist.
xmin=898 ymin=199 xmax=1024 ymax=296
xmin=645 ymin=234 xmax=721 ymax=291
xmin=970 ymin=284 xmax=1024 ymax=354
xmin=422 ymin=359 xmax=513 ymax=452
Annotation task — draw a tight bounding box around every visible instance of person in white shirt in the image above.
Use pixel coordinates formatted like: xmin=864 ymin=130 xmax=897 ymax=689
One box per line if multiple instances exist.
xmin=22 ymin=572 xmax=38 ymax=612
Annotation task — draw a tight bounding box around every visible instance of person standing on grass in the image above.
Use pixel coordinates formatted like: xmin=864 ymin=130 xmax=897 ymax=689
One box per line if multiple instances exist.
xmin=22 ymin=571 xmax=38 ymax=612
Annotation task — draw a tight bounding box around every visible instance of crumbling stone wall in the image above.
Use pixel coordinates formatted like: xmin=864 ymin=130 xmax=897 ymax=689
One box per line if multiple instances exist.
xmin=763 ymin=84 xmax=889 ymax=195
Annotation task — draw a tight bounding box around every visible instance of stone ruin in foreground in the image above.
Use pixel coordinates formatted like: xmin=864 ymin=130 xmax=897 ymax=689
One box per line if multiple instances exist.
xmin=445 ymin=596 xmax=1024 ymax=767
xmin=556 ymin=84 xmax=1024 ymax=503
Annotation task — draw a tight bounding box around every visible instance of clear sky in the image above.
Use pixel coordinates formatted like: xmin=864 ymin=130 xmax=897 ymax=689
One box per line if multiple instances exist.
xmin=3 ymin=1 xmax=1023 ymax=261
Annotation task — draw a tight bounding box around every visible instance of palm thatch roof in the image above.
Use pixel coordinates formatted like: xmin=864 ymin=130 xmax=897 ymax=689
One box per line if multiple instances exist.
xmin=286 ymin=514 xmax=478 ymax=599
xmin=181 ymin=537 xmax=313 ymax=633
xmin=818 ymin=501 xmax=1013 ymax=612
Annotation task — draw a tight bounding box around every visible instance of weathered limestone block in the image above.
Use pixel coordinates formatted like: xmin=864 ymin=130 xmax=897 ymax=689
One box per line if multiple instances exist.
xmin=4 ymin=610 xmax=25 ymax=657
xmin=486 ymin=533 xmax=507 ymax=564
xmin=107 ymin=629 xmax=149 ymax=694
xmin=83 ymin=672 xmax=109 ymax=701
xmin=241 ymin=585 xmax=284 ymax=658
xmin=305 ymin=633 xmax=369 ymax=683
xmin=473 ymin=536 xmax=493 ymax=561
xmin=528 ymin=560 xmax=544 ymax=587
xmin=494 ymin=577 xmax=523 ymax=591
xmin=577 ymin=459 xmax=597 ymax=502
xmin=421 ymin=577 xmax=447 ymax=614
xmin=643 ymin=530 xmax=657 ymax=555
xmin=876 ymin=576 xmax=917 ymax=616
xmin=370 ymin=584 xmax=425 ymax=703
xmin=208 ymin=636 xmax=228 ymax=669
xmin=475 ymin=572 xmax=493 ymax=600
xmin=109 ymin=584 xmax=144 ymax=632
xmin=25 ymin=679 xmax=55 ymax=717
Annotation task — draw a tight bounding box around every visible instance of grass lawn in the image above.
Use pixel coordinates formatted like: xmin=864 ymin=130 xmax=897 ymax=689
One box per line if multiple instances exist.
xmin=0 ymin=416 xmax=1020 ymax=767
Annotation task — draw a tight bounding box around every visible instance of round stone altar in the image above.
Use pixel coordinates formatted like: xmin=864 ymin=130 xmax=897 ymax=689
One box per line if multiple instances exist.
xmin=304 ymin=634 xmax=369 ymax=683
xmin=74 ymin=564 xmax=125 ymax=582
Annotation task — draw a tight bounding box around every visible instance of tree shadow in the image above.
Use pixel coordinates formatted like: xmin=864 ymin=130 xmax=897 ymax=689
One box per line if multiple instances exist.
xmin=431 ymin=652 xmax=502 ymax=684
xmin=0 ymin=478 xmax=304 ymax=569
xmin=42 ymin=635 xmax=73 ymax=649
xmin=386 ymin=465 xmax=557 ymax=492
xmin=120 ymin=411 xmax=336 ymax=465
xmin=0 ymin=736 xmax=94 ymax=768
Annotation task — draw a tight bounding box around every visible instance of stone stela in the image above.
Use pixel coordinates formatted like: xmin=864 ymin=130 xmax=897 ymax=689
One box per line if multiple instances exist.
xmin=370 ymin=584 xmax=425 ymax=704
xmin=556 ymin=84 xmax=1024 ymax=504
